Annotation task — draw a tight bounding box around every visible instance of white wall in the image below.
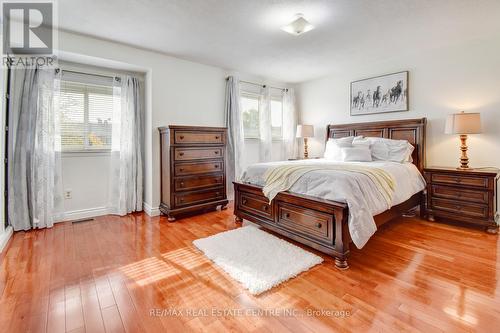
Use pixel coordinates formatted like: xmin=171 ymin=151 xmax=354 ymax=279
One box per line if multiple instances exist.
xmin=296 ymin=37 xmax=500 ymax=169
xmin=61 ymin=153 xmax=111 ymax=219
xmin=57 ymin=31 xmax=286 ymax=216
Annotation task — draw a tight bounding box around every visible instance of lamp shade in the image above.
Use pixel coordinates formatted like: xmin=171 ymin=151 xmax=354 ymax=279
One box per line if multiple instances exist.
xmin=445 ymin=112 xmax=481 ymax=134
xmin=296 ymin=125 xmax=314 ymax=138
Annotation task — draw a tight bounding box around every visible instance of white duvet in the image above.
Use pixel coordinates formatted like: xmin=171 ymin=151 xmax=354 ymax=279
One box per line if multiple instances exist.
xmin=240 ymin=159 xmax=426 ymax=249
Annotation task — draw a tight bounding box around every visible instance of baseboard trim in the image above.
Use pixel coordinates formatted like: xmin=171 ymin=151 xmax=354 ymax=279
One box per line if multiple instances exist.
xmin=63 ymin=206 xmax=110 ymax=221
xmin=143 ymin=203 xmax=160 ymax=217
xmin=0 ymin=226 xmax=13 ymax=253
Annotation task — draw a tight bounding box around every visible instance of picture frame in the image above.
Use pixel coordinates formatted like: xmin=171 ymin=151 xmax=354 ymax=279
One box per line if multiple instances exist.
xmin=350 ymin=71 xmax=409 ymax=116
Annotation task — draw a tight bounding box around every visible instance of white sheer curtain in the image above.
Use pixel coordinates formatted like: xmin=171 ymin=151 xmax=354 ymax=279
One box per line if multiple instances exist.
xmin=8 ymin=67 xmax=65 ymax=230
xmin=224 ymin=76 xmax=244 ymax=199
xmin=258 ymin=86 xmax=272 ymax=162
xmin=108 ymin=76 xmax=144 ymax=215
xmin=282 ymin=88 xmax=298 ymax=160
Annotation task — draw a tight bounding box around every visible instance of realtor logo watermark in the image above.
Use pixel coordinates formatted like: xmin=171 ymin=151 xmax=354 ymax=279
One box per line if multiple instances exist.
xmin=2 ymin=1 xmax=57 ymax=67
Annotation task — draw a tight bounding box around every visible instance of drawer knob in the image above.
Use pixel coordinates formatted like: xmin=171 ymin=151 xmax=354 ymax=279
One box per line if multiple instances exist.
xmin=284 ymin=212 xmax=290 ymax=218
xmin=180 ymin=198 xmax=184 ymax=202
xmin=179 ymin=168 xmax=184 ymax=172
xmin=315 ymin=223 xmax=322 ymax=229
xmin=180 ymin=135 xmax=184 ymax=139
xmin=242 ymin=199 xmax=247 ymax=204
xmin=214 ymin=151 xmax=219 ymax=154
xmin=216 ymin=192 xmax=220 ymax=196
xmin=215 ymin=136 xmax=220 ymax=139
xmin=179 ymin=152 xmax=185 ymax=156
xmin=262 ymin=205 xmax=269 ymax=211
xmin=180 ymin=182 xmax=184 ymax=187
xmin=455 ymin=178 xmax=462 ymax=183
xmin=214 ymin=165 xmax=219 ymax=168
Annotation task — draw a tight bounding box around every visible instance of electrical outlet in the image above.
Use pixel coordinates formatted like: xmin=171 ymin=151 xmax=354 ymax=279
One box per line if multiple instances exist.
xmin=64 ymin=189 xmax=72 ymax=199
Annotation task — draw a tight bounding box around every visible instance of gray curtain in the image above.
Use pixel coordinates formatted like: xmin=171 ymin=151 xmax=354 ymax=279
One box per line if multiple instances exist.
xmin=107 ymin=76 xmax=144 ymax=215
xmin=8 ymin=67 xmax=64 ymax=231
xmin=224 ymin=76 xmax=244 ymax=200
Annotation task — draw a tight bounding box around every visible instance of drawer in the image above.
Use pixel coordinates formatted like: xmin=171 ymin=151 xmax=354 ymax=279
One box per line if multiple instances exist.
xmin=174 ymin=188 xmax=224 ymax=207
xmin=431 ymin=173 xmax=488 ymax=188
xmin=174 ymin=130 xmax=224 ymax=145
xmin=431 ymin=185 xmax=488 ymax=204
xmin=174 ymin=161 xmax=223 ymax=176
xmin=431 ymin=198 xmax=488 ymax=219
xmin=239 ymin=192 xmax=273 ymax=219
xmin=277 ymin=203 xmax=333 ymax=243
xmin=174 ymin=147 xmax=223 ymax=161
xmin=174 ymin=174 xmax=223 ymax=191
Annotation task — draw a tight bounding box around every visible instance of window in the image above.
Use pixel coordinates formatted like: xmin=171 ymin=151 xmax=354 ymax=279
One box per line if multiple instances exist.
xmin=241 ymin=93 xmax=259 ymax=139
xmin=241 ymin=93 xmax=283 ymax=140
xmin=59 ymin=77 xmax=115 ymax=151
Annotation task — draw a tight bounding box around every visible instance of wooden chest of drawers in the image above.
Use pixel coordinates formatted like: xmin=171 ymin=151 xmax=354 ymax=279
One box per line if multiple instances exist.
xmin=424 ymin=167 xmax=499 ymax=233
xmin=158 ymin=125 xmax=228 ymax=221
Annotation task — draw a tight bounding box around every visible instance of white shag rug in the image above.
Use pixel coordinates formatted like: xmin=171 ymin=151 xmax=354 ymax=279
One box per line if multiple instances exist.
xmin=193 ymin=226 xmax=323 ymax=295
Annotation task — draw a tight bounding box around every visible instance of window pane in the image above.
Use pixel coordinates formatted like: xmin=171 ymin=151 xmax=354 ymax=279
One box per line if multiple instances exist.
xmin=271 ymin=99 xmax=283 ymax=139
xmin=241 ymin=95 xmax=259 ymax=138
xmin=60 ymin=82 xmax=85 ymax=151
xmin=88 ymin=85 xmax=113 ymax=149
xmin=59 ymin=80 xmax=114 ymax=151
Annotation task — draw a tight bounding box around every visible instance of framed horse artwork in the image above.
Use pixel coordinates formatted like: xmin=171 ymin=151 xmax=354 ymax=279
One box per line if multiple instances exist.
xmin=350 ymin=71 xmax=408 ymax=116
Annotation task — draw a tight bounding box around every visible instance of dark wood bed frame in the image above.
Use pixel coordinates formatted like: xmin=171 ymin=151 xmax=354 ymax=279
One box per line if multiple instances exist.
xmin=233 ymin=118 xmax=427 ymax=269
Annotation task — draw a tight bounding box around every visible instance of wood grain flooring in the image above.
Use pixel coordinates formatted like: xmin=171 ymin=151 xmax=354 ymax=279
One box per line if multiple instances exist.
xmin=0 ymin=203 xmax=499 ymax=332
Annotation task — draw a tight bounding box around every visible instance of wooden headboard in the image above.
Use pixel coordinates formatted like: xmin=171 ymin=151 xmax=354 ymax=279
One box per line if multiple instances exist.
xmin=326 ymin=118 xmax=427 ymax=172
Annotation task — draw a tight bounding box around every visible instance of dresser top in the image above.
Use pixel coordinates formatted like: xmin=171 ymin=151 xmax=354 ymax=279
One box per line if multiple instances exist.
xmin=158 ymin=125 xmax=227 ymax=133
xmin=424 ymin=166 xmax=500 ymax=176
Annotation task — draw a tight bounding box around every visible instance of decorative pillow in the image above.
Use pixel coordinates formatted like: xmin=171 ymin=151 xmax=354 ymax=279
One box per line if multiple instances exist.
xmin=360 ymin=137 xmax=414 ymax=163
xmin=323 ymin=136 xmax=355 ymax=161
xmin=341 ymin=146 xmax=373 ymax=162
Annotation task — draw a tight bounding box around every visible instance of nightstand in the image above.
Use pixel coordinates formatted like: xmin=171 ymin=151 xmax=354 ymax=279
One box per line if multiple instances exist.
xmin=424 ymin=167 xmax=499 ymax=233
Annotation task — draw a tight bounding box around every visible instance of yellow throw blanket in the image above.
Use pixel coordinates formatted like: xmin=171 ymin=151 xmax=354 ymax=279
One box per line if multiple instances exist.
xmin=263 ymin=163 xmax=396 ymax=204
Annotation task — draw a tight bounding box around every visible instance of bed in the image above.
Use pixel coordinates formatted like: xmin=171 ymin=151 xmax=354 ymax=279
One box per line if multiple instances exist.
xmin=233 ymin=118 xmax=427 ymax=269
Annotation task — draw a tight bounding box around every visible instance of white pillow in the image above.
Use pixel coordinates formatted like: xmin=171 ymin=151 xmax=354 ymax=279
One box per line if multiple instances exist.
xmin=341 ymin=147 xmax=373 ymax=162
xmin=360 ymin=137 xmax=414 ymax=163
xmin=324 ymin=136 xmax=354 ymax=161
xmin=352 ymin=137 xmax=371 ymax=148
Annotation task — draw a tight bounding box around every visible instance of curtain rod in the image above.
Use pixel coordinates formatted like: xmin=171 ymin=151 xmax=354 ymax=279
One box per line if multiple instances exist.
xmin=226 ymin=77 xmax=288 ymax=92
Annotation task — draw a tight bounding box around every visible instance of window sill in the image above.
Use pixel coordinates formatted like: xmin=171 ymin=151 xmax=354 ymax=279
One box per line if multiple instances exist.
xmin=61 ymin=150 xmax=112 ymax=157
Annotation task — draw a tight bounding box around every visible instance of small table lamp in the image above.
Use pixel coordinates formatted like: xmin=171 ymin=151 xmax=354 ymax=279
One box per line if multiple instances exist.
xmin=445 ymin=111 xmax=481 ymax=169
xmin=296 ymin=125 xmax=314 ymax=159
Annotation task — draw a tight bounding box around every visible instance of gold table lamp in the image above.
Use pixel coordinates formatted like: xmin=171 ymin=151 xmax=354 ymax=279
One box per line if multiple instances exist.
xmin=445 ymin=111 xmax=481 ymax=169
xmin=296 ymin=125 xmax=314 ymax=159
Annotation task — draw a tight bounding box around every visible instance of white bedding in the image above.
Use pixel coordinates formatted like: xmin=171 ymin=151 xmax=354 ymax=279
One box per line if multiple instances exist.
xmin=240 ymin=159 xmax=426 ymax=249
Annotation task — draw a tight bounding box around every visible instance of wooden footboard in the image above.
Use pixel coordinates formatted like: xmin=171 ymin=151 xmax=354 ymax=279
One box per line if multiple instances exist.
xmin=233 ymin=182 xmax=351 ymax=269
xmin=233 ymin=182 xmax=425 ymax=269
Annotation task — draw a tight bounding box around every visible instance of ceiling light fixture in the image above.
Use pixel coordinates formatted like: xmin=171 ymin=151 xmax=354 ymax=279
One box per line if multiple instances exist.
xmin=281 ymin=13 xmax=314 ymax=36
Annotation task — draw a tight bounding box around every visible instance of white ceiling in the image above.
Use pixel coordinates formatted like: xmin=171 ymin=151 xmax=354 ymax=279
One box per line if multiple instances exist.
xmin=58 ymin=0 xmax=500 ymax=83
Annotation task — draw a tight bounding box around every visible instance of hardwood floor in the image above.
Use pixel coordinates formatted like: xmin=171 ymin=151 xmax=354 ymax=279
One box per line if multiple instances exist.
xmin=1 ymin=204 xmax=499 ymax=332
